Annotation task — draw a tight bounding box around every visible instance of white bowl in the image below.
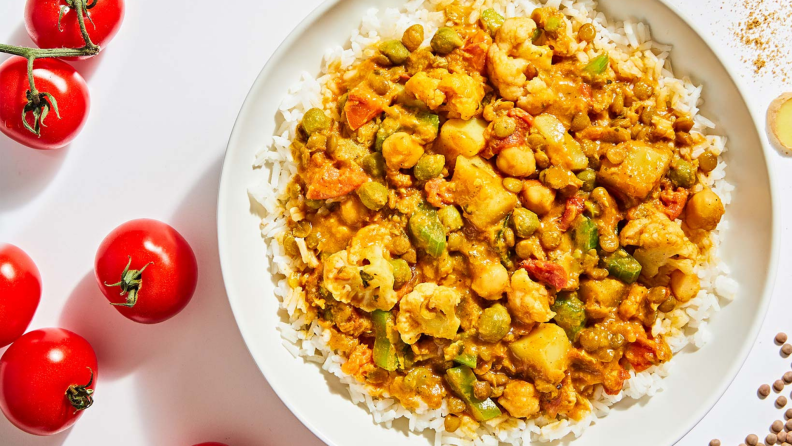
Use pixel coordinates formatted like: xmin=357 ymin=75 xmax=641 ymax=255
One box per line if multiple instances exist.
xmin=217 ymin=0 xmax=778 ymax=444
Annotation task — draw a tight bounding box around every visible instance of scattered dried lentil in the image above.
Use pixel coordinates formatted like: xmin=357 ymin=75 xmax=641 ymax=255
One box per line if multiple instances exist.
xmin=785 ymin=372 xmax=792 ymax=384
xmin=750 ymin=435 xmax=761 ymax=446
xmin=779 ymin=396 xmax=789 ymax=408
xmin=787 ymin=419 xmax=792 ymax=431
xmin=779 ymin=333 xmax=789 ymax=345
xmin=710 ymin=440 xmax=721 ymax=446
xmin=775 ymin=380 xmax=786 ymax=392
xmin=780 ymin=432 xmax=788 ymax=443
xmin=774 ymin=421 xmax=786 ymax=433
xmin=769 ymin=434 xmax=779 ymax=445
xmin=782 ymin=344 xmax=792 ymax=356
xmin=761 ymin=384 xmax=773 ymax=397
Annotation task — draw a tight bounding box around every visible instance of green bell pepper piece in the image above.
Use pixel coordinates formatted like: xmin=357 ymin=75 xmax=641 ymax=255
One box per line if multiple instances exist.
xmin=453 ymin=353 xmax=477 ymax=368
xmin=372 ymin=310 xmax=399 ymax=371
xmin=551 ymin=292 xmax=587 ymax=342
xmin=584 ymin=53 xmax=609 ymax=75
xmin=409 ymin=207 xmax=446 ymax=257
xmin=445 ymin=366 xmax=502 ymax=421
xmin=572 ymin=216 xmax=599 ymax=252
xmin=604 ymin=249 xmax=642 ymax=284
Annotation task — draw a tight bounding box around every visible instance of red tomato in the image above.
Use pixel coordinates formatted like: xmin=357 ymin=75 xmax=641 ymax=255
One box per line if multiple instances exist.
xmin=95 ymin=219 xmax=198 ymax=324
xmin=25 ymin=0 xmax=125 ymax=58
xmin=0 ymin=57 xmax=90 ymax=150
xmin=0 ymin=244 xmax=42 ymax=348
xmin=0 ymin=328 xmax=98 ymax=436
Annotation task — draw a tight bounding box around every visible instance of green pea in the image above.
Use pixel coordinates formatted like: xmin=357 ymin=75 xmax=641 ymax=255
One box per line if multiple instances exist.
xmin=390 ymin=259 xmax=412 ymax=289
xmin=576 ymin=168 xmax=597 ymax=192
xmin=512 ymin=208 xmax=540 ymax=238
xmin=578 ymin=23 xmax=596 ymax=42
xmin=356 ymin=182 xmax=389 ymax=210
xmin=414 ymin=154 xmax=445 ymax=181
xmin=478 ymin=304 xmax=511 ymax=343
xmin=480 ymin=9 xmax=505 ymax=36
xmin=402 ymin=24 xmax=424 ymax=52
xmin=431 ymin=27 xmax=463 ymax=55
xmin=698 ymin=151 xmax=718 ymax=173
xmin=570 ymin=112 xmax=591 ymax=132
xmin=379 ymin=40 xmax=410 ymax=65
xmin=301 ymin=108 xmax=331 ymax=135
xmin=359 ymin=152 xmax=386 ymax=178
xmin=658 ymin=296 xmax=677 ymax=313
xmin=493 ymin=117 xmax=516 ymax=138
xmin=669 ymin=159 xmax=696 ymax=188
xmin=438 ymin=205 xmax=463 ymax=231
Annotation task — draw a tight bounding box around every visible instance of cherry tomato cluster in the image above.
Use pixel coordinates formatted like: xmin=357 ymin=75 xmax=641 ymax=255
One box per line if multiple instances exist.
xmin=0 ymin=0 xmax=124 ymax=150
xmin=0 ymin=2 xmax=225 ymax=443
xmin=0 ymin=219 xmax=199 ymax=436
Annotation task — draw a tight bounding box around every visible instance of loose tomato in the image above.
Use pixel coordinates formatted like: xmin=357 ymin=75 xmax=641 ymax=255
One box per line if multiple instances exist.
xmin=25 ymin=0 xmax=125 ymax=58
xmin=0 ymin=57 xmax=90 ymax=150
xmin=0 ymin=328 xmax=98 ymax=436
xmin=0 ymin=244 xmax=42 ymax=348
xmin=95 ymin=219 xmax=198 ymax=324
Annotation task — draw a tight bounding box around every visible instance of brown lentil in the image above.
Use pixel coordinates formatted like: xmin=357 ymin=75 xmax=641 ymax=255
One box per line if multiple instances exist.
xmin=782 ymin=344 xmax=792 ymax=356
xmin=778 ymin=333 xmax=789 ymax=344
xmin=780 ymin=432 xmax=788 ymax=443
xmin=774 ymin=420 xmax=786 ymax=433
xmin=749 ymin=435 xmax=760 ymax=446
xmin=444 ymin=414 xmax=461 ymax=432
xmin=769 ymin=434 xmax=779 ymax=445
xmin=775 ymin=380 xmax=786 ymax=392
xmin=785 ymin=372 xmax=792 ymax=384
xmin=787 ymin=409 xmax=792 ymax=420
xmin=760 ymin=384 xmax=772 ymax=398
xmin=710 ymin=440 xmax=721 ymax=446
xmin=578 ymin=23 xmax=596 ymax=42
xmin=779 ymin=396 xmax=789 ymax=408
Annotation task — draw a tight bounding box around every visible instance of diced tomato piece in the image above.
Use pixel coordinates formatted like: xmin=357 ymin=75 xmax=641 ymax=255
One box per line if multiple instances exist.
xmin=659 ymin=187 xmax=689 ymax=221
xmin=602 ymin=362 xmax=631 ymax=395
xmin=519 ymin=259 xmax=567 ymax=290
xmin=462 ymin=42 xmax=489 ymax=74
xmin=344 ymin=88 xmax=385 ymax=131
xmin=306 ymin=162 xmax=368 ymax=200
xmin=425 ymin=178 xmax=455 ymax=207
xmin=622 ymin=334 xmax=672 ymax=373
xmin=558 ymin=196 xmax=585 ymax=231
xmin=482 ymin=117 xmax=529 ymax=158
xmin=507 ymin=108 xmax=534 ymax=126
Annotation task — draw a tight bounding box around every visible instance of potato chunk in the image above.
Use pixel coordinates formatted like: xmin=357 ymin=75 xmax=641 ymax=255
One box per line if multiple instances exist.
xmin=452 ymin=156 xmax=517 ymax=231
xmin=509 ymin=323 xmax=570 ymax=385
xmin=533 ymin=114 xmax=588 ymax=171
xmin=597 ymin=141 xmax=672 ymax=201
xmin=437 ymin=118 xmax=488 ymax=161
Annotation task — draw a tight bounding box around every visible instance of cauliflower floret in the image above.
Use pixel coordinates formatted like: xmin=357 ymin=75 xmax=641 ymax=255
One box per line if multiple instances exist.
xmin=486 ymin=18 xmax=553 ymax=101
xmin=405 ymin=71 xmax=445 ymax=110
xmin=323 ymin=245 xmax=398 ymax=312
xmin=620 ymin=211 xmax=698 ymax=277
xmin=507 ymin=269 xmax=555 ymax=324
xmin=497 ymin=380 xmax=541 ymax=418
xmin=437 ymin=73 xmax=485 ymax=120
xmin=396 ymin=283 xmax=461 ymax=344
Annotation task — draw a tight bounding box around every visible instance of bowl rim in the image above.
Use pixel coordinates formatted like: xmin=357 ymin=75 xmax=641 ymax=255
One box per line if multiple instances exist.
xmin=216 ymin=1 xmax=780 ymax=444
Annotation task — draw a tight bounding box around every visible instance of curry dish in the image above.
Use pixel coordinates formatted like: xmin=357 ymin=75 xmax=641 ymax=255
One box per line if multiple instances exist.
xmin=279 ymin=5 xmax=725 ymax=430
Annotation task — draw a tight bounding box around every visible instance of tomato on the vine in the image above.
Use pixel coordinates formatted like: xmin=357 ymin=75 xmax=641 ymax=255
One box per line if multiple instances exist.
xmin=0 ymin=328 xmax=98 ymax=436
xmin=0 ymin=244 xmax=42 ymax=348
xmin=0 ymin=56 xmax=90 ymax=150
xmin=25 ymin=0 xmax=125 ymax=58
xmin=95 ymin=219 xmax=198 ymax=324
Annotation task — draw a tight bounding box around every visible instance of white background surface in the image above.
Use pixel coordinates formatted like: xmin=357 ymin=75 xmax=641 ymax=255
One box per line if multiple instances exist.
xmin=0 ymin=0 xmax=790 ymax=445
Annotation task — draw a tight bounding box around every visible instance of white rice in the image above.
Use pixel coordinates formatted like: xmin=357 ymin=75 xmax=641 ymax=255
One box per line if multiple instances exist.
xmin=248 ymin=0 xmax=738 ymax=443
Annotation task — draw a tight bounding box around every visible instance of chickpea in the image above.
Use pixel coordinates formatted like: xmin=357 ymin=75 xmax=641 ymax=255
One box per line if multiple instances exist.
xmin=382 ymin=132 xmax=424 ymax=169
xmin=402 ymin=24 xmax=424 ymax=52
xmin=497 ymin=146 xmax=536 ymax=178
xmin=669 ymin=270 xmax=700 ymax=303
xmin=472 ymin=263 xmax=509 ymax=299
xmin=520 ymin=180 xmax=556 ymax=215
xmin=686 ymin=189 xmax=725 ymax=230
xmin=515 ymin=239 xmax=535 ymax=259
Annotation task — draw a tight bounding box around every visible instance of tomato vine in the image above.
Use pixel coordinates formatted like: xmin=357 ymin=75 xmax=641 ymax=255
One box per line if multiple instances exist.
xmin=0 ymin=0 xmax=100 ymax=136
